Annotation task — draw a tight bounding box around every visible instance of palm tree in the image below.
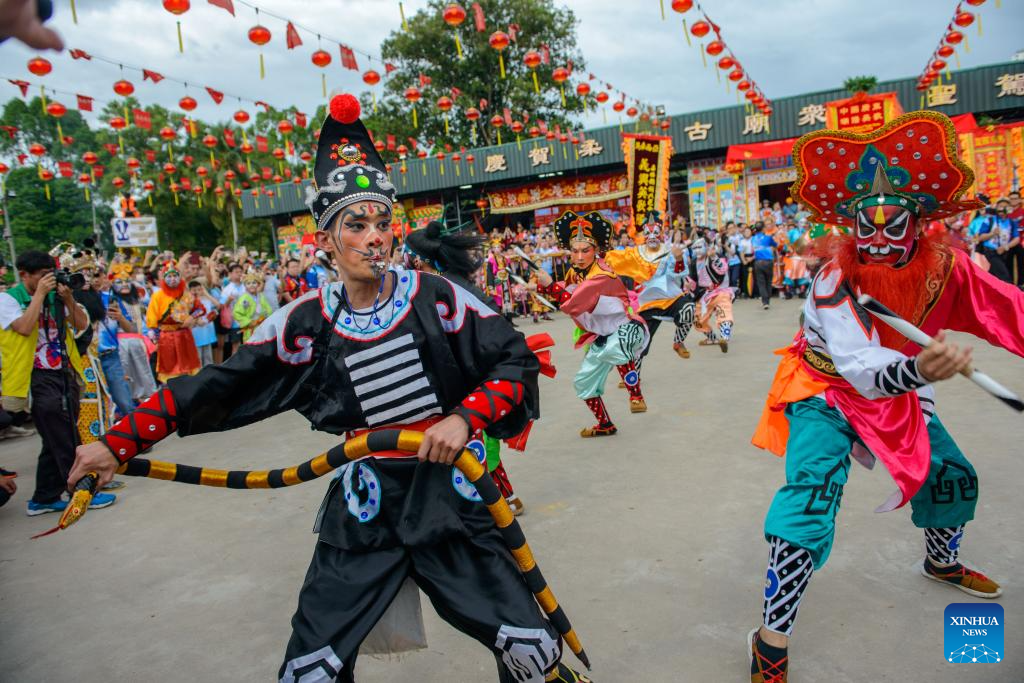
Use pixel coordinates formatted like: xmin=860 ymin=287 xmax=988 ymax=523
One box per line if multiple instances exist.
xmin=843 ymin=76 xmax=878 ymax=95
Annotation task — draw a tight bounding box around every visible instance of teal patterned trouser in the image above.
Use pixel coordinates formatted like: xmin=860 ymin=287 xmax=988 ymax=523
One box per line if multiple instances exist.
xmin=763 ymin=397 xmax=978 ymax=568
xmin=573 ymin=322 xmax=646 ymax=400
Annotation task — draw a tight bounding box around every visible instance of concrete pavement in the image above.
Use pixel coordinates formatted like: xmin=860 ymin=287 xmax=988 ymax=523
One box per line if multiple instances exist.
xmin=1 ymin=297 xmax=1020 ymax=681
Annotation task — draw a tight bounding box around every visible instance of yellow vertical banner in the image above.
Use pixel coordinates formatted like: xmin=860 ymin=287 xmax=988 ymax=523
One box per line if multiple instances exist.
xmin=621 ymin=132 xmax=674 ymax=230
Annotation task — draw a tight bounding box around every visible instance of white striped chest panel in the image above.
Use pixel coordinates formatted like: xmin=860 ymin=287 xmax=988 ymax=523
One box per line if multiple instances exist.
xmin=343 ymin=332 xmax=443 ymax=427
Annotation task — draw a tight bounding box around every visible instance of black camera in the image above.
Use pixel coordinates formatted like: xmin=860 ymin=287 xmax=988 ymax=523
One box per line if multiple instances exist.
xmin=54 ymin=268 xmax=86 ymax=290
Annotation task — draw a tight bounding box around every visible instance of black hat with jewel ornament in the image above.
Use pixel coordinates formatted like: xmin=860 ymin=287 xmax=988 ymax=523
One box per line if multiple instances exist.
xmin=306 ymin=92 xmax=398 ymax=230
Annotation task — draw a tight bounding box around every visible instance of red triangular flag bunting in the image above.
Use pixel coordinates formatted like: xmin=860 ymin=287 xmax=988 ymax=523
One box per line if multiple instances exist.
xmin=144 ymin=149 xmax=157 ymax=162
xmin=295 ymin=112 xmax=307 ymax=128
xmin=207 ymin=0 xmax=234 ymax=15
xmin=69 ymin=49 xmax=92 ymax=60
xmin=223 ymin=128 xmax=236 ymax=147
xmin=8 ymin=79 xmax=29 ymax=96
xmin=76 ymin=94 xmax=93 ymax=111
xmin=104 ymin=143 xmax=119 ymax=156
xmin=285 ymin=22 xmax=302 ymax=49
xmin=205 ymin=87 xmax=224 ymax=104
xmin=132 ymin=109 xmax=151 ymax=129
xmin=142 ymin=69 xmax=164 ymax=83
xmin=384 ymin=62 xmax=397 ymax=74
xmin=471 ymin=2 xmax=485 ymax=31
xmin=255 ymin=135 xmax=268 ymax=152
xmin=339 ymin=45 xmax=359 ymax=70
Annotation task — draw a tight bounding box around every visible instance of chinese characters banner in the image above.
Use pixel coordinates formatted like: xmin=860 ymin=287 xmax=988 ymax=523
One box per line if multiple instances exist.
xmin=621 ymin=133 xmax=673 ymax=228
xmin=487 ymin=172 xmax=628 ymax=214
xmin=959 ymin=123 xmax=1024 ymax=200
xmin=824 ymin=91 xmax=902 ymax=134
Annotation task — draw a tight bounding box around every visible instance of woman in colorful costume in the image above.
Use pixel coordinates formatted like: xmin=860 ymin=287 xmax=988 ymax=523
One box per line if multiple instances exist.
xmin=604 ymin=210 xmax=694 ymax=362
xmin=691 ymin=254 xmax=735 ymax=353
xmin=232 ymin=271 xmax=273 ymax=342
xmin=70 ymin=93 xmax=588 ymax=683
xmin=107 ymin=262 xmax=158 ymax=403
xmin=405 ymin=220 xmax=557 ymax=517
xmin=145 ymin=263 xmax=200 ymax=382
xmin=747 ymin=111 xmax=1024 ymax=683
xmin=536 ymin=210 xmax=649 ymax=436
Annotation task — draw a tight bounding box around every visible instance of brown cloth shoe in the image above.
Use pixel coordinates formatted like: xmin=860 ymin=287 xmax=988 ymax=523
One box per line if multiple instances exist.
xmin=749 ymin=628 xmax=788 ymax=683
xmin=629 ymin=398 xmax=647 ymax=413
xmin=921 ymin=559 xmax=1003 ymax=598
xmin=672 ymin=342 xmax=690 ymax=359
xmin=580 ymin=424 xmax=617 ymax=438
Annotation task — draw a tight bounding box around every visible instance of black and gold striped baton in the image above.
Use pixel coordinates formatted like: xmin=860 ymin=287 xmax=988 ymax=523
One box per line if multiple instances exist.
xmin=51 ymin=429 xmax=590 ymax=669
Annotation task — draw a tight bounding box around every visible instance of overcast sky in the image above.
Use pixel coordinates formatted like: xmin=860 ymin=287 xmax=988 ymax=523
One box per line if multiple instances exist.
xmin=2 ymin=0 xmax=1022 ymax=129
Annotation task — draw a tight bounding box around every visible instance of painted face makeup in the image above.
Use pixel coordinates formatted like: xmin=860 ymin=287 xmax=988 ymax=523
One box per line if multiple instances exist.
xmin=570 ymin=241 xmax=596 ymax=272
xmin=855 ymin=204 xmax=918 ymax=267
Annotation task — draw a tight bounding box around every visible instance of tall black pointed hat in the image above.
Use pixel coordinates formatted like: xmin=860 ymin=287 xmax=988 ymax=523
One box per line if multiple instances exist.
xmin=553 ymin=210 xmax=612 ymax=252
xmin=306 ymin=93 xmax=397 ymax=230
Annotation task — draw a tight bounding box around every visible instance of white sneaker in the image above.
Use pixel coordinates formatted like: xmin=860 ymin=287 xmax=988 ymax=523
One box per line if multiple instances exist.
xmin=0 ymin=425 xmax=36 ymax=439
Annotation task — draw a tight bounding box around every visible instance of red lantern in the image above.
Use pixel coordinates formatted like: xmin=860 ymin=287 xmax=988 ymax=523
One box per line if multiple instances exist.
xmin=39 ymin=169 xmax=54 ymax=182
xmin=671 ymin=0 xmax=693 ymax=12
xmin=612 ymin=101 xmax=625 ymax=112
xmin=144 ymin=180 xmax=156 ymax=191
xmin=225 ymin=169 xmax=236 ymax=180
xmin=706 ymin=40 xmax=725 ymax=57
xmin=965 ymin=0 xmax=986 ymax=4
xmin=763 ymin=106 xmax=774 ymax=116
xmin=626 ymin=106 xmax=638 ymax=117
xmin=126 ymin=157 xmax=141 ymax=170
xmin=476 ymin=198 xmax=487 ymax=210
xmin=490 ymin=114 xmax=504 ymax=128
xmin=451 ymin=153 xmax=461 ymax=162
xmin=163 ymin=162 xmax=177 ymax=174
xmin=163 ymin=0 xmax=189 ymax=52
xmin=690 ymin=20 xmax=710 ymax=38
xmin=660 ymin=120 xmax=671 ymax=130
xmin=745 ymin=90 xmax=758 ymax=101
xmin=931 ymin=58 xmax=947 ymax=71
xmin=233 ymin=109 xmax=250 ymax=124
xmin=953 ymin=11 xmax=974 ymax=27
xmin=596 ymin=91 xmax=609 ymax=103
xmin=299 ymin=150 xmax=312 ymax=162
xmin=417 ymin=149 xmax=427 ymax=159
xmin=511 ymin=121 xmax=524 ymax=134
xmin=545 ymin=131 xmax=556 ymax=140
xmin=752 ymin=94 xmax=764 ymax=105
xmin=529 ymin=126 xmax=541 ymax=138
xmin=159 ymin=126 xmax=176 ymax=140
xmin=250 ymin=189 xmax=259 ymax=197
xmin=112 ymin=177 xmax=126 ymax=189
xmin=46 ymin=101 xmax=66 ymax=118
xmin=179 ymin=95 xmax=198 ymax=111
xmin=374 ymin=139 xmax=385 ymax=153
xmin=937 ymin=45 xmax=955 ymax=58
xmin=82 ymin=151 xmax=98 ymax=165
xmin=78 ymin=173 xmax=91 ymax=184
xmin=249 ymin=173 xmax=260 ymax=184
xmin=311 ymin=49 xmax=332 ymax=67
xmin=465 ymin=107 xmax=481 ymax=121
xmin=576 ymin=82 xmax=591 ymax=97
xmin=362 ymin=70 xmax=381 ymax=86
xmin=924 ymin=68 xmax=939 ymax=80
xmin=436 ymin=151 xmax=446 ymax=161
xmin=113 ymin=79 xmax=135 ymax=96
xmin=278 ymin=119 xmax=294 ymax=135
xmin=28 ymin=143 xmax=46 ymax=157
xmin=272 ymin=148 xmax=285 ymax=160
xmin=728 ymin=69 xmax=744 ymax=82
xmin=233 ymin=187 xmax=242 ymax=197
xmin=197 ymin=166 xmax=209 ymax=177
xmin=552 ymin=67 xmax=570 ymax=83
xmin=437 ymin=96 xmax=454 ymax=112
xmin=271 ymin=173 xmax=281 ymax=183
xmin=488 ymin=30 xmax=510 ymax=51
xmin=215 ymin=186 xmax=225 ymax=195
xmin=404 ymin=86 xmax=422 ymax=104
xmin=443 ymin=3 xmax=466 ymax=26
xmin=523 ymin=50 xmax=541 ymax=69
xmin=945 ymin=30 xmax=964 ymax=44
xmin=640 ymin=111 xmax=651 ymax=122
xmin=110 ymin=116 xmax=127 ymax=131
xmin=202 ymin=134 xmax=217 ymax=149
xmin=248 ymin=24 xmax=271 ymax=45
xmin=718 ymin=56 xmax=736 ymax=70
xmin=397 ymin=144 xmax=408 ymax=157
xmin=916 ymin=81 xmax=929 ymax=92
xmin=558 ymin=133 xmax=568 ymax=143
xmin=27 ymin=57 xmax=52 ymax=76
xmin=0 ymin=163 xmax=8 ymax=175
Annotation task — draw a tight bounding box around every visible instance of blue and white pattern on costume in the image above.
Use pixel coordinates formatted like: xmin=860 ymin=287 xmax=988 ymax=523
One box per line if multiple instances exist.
xmin=452 ymin=439 xmax=486 ymax=502
xmin=341 ymin=462 xmax=382 ymax=523
xmin=321 ymin=269 xmax=419 ymax=342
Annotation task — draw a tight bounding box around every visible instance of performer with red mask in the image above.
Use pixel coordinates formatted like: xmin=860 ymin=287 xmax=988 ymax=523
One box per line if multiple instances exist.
xmin=145 ymin=263 xmax=200 ymax=382
xmin=747 ymin=111 xmax=1024 ymax=682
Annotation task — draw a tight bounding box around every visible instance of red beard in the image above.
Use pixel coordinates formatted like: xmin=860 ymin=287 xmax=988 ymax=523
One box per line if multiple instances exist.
xmin=159 ymin=280 xmax=185 ymax=299
xmin=818 ymin=231 xmax=951 ymax=349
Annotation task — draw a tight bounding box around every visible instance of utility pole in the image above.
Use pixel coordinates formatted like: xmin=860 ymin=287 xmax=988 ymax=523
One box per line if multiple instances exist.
xmin=230 ymin=203 xmax=239 ymax=251
xmin=1 ymin=188 xmax=18 ymax=282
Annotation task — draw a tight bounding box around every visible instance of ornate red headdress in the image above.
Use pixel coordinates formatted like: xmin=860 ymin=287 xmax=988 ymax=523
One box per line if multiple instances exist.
xmin=790 ymin=110 xmax=981 ymax=228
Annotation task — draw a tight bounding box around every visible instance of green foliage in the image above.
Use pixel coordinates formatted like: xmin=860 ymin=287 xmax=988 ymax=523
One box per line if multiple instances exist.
xmin=0 ymin=95 xmax=317 ymax=255
xmin=843 ymin=76 xmax=879 ymax=94
xmin=362 ymin=0 xmax=587 ymax=157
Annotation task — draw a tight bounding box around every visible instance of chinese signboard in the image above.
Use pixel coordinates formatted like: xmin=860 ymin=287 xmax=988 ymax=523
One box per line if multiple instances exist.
xmin=276 ymin=214 xmax=316 ymax=261
xmin=824 ymin=90 xmax=902 ymax=133
xmin=622 ymin=133 xmax=673 ymax=229
xmin=487 ymin=172 xmax=628 ymax=214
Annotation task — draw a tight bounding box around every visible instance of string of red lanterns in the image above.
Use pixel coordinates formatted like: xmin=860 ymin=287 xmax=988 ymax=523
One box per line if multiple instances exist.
xmin=915 ymin=0 xmax=989 ymax=98
xmin=669 ymin=0 xmax=773 ymax=117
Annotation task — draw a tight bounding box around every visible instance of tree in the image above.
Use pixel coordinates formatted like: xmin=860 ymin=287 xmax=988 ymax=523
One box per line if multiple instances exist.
xmin=361 ymin=0 xmax=587 ymax=157
xmin=843 ymin=76 xmax=878 ymax=95
xmin=1 ymin=94 xmax=319 ymax=255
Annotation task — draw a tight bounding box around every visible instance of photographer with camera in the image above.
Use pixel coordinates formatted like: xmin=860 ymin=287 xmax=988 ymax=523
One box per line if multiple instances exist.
xmin=0 ymin=251 xmax=116 ymax=516
xmin=969 ymin=195 xmax=1020 ymax=284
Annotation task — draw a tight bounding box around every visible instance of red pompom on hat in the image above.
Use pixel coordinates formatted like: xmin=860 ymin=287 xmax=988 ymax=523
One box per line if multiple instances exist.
xmin=329 ymin=93 xmax=361 ymax=124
